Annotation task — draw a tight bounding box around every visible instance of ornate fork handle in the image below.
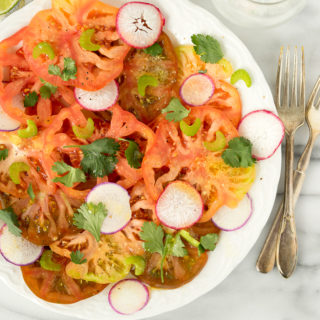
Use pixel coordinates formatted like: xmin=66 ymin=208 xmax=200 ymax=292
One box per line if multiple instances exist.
xmin=256 ymin=130 xmax=316 ymax=273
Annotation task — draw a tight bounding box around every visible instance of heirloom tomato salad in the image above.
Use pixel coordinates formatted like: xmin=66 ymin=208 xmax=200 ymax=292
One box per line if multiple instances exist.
xmin=0 ymin=0 xmax=284 ymax=315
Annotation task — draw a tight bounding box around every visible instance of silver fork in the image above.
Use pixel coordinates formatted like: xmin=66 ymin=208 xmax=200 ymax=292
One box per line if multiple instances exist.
xmin=256 ymin=76 xmax=320 ymax=275
xmin=275 ymin=46 xmax=305 ymax=278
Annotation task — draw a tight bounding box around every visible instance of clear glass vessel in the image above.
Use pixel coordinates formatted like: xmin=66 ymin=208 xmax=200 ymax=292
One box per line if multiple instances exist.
xmin=212 ymin=0 xmax=307 ymax=28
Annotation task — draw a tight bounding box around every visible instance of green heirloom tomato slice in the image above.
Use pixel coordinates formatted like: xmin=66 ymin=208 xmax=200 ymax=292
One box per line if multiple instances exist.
xmin=33 ymin=42 xmax=55 ymax=60
xmin=40 ymin=250 xmax=62 ymax=272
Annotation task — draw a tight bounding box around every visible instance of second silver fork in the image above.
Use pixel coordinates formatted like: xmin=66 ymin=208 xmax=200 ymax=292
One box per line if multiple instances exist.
xmin=276 ymin=47 xmax=305 ymax=278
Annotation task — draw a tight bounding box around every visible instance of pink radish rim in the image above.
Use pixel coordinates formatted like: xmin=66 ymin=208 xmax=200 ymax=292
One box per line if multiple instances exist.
xmin=86 ymin=182 xmax=132 ymax=235
xmin=212 ymin=194 xmax=253 ymax=232
xmin=0 ymin=224 xmax=44 ymax=266
xmin=155 ymin=181 xmax=204 ymax=230
xmin=179 ymin=73 xmax=215 ymax=107
xmin=0 ymin=126 xmax=20 ymax=132
xmin=116 ymin=2 xmax=164 ymax=49
xmin=74 ymin=80 xmax=119 ymax=112
xmin=238 ymin=109 xmax=285 ymax=161
xmin=108 ymin=279 xmax=150 ymax=315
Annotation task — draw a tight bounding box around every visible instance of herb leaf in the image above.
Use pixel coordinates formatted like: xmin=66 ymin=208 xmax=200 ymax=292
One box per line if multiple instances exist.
xmin=167 ymin=233 xmax=188 ymax=257
xmin=61 ymin=57 xmax=77 ymax=81
xmin=0 ymin=148 xmax=8 ymax=161
xmin=123 ymin=140 xmax=143 ymax=169
xmin=191 ymin=34 xmax=223 ymax=63
xmin=70 ymin=250 xmax=87 ymax=264
xmin=200 ymin=233 xmax=219 ymax=251
xmin=24 ymin=91 xmax=39 ymax=107
xmin=48 ymin=64 xmax=62 ymax=76
xmin=222 ymin=137 xmax=256 ymax=168
xmin=40 ymin=79 xmax=57 ymax=99
xmin=143 ymin=42 xmax=163 ymax=56
xmin=52 ymin=161 xmax=86 ymax=187
xmin=73 ymin=202 xmax=107 ymax=242
xmin=140 ymin=221 xmax=164 ymax=255
xmin=0 ymin=207 xmax=21 ymax=237
xmin=27 ymin=183 xmax=35 ymax=201
xmin=66 ymin=138 xmax=120 ymax=178
xmin=162 ymin=98 xmax=190 ymax=122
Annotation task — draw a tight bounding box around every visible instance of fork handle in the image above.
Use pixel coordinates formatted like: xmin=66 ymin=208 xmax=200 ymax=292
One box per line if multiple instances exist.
xmin=256 ymin=132 xmax=317 ymax=274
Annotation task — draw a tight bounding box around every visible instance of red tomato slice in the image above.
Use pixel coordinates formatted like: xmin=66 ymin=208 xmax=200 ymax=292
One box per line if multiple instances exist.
xmin=142 ymin=106 xmax=256 ymax=222
xmin=21 ymin=255 xmax=107 ymax=304
xmin=23 ymin=0 xmax=130 ymax=91
xmin=119 ymin=32 xmax=178 ymax=123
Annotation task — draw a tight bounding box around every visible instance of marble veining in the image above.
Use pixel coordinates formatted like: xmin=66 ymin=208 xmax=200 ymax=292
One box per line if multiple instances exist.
xmin=1 ymin=0 xmax=320 ymax=319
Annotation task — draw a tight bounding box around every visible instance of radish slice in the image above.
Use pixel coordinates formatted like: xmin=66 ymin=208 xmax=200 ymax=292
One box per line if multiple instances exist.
xmin=180 ymin=74 xmax=215 ymax=106
xmin=86 ymin=183 xmax=132 ymax=234
xmin=0 ymin=225 xmax=43 ymax=266
xmin=212 ymin=194 xmax=253 ymax=231
xmin=108 ymin=279 xmax=149 ymax=315
xmin=238 ymin=110 xmax=284 ymax=160
xmin=156 ymin=181 xmax=203 ymax=230
xmin=0 ymin=104 xmax=20 ymax=132
xmin=116 ymin=2 xmax=164 ymax=49
xmin=74 ymin=80 xmax=119 ymax=111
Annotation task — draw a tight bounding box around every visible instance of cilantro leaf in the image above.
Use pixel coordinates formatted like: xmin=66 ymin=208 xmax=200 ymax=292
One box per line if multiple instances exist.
xmin=61 ymin=57 xmax=77 ymax=81
xmin=0 ymin=148 xmax=8 ymax=161
xmin=73 ymin=202 xmax=107 ymax=242
xmin=198 ymin=69 xmax=207 ymax=74
xmin=52 ymin=161 xmax=86 ymax=187
xmin=27 ymin=183 xmax=35 ymax=201
xmin=24 ymin=91 xmax=39 ymax=107
xmin=143 ymin=42 xmax=163 ymax=56
xmin=40 ymin=79 xmax=57 ymax=99
xmin=66 ymin=138 xmax=120 ymax=178
xmin=70 ymin=250 xmax=87 ymax=265
xmin=0 ymin=207 xmax=21 ymax=237
xmin=200 ymin=233 xmax=219 ymax=251
xmin=222 ymin=137 xmax=256 ymax=168
xmin=140 ymin=221 xmax=164 ymax=255
xmin=123 ymin=140 xmax=143 ymax=169
xmin=162 ymin=98 xmax=190 ymax=122
xmin=191 ymin=34 xmax=223 ymax=63
xmin=48 ymin=64 xmax=62 ymax=76
xmin=167 ymin=233 xmax=188 ymax=257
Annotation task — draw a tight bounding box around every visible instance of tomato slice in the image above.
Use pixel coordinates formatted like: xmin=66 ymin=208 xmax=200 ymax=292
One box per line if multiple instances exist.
xmin=21 ymin=254 xmax=106 ymax=304
xmin=50 ymin=220 xmax=145 ymax=284
xmin=142 ymin=106 xmax=256 ymax=222
xmin=23 ymin=1 xmax=130 ymax=91
xmin=119 ymin=33 xmax=178 ymax=123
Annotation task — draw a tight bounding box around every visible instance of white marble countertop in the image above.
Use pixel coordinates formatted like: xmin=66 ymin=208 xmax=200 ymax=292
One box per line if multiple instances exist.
xmin=1 ymin=0 xmax=320 ymax=319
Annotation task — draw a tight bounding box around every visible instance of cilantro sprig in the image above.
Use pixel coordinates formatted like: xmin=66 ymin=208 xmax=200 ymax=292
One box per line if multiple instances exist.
xmin=143 ymin=42 xmax=163 ymax=56
xmin=222 ymin=137 xmax=256 ymax=168
xmin=73 ymin=202 xmax=107 ymax=242
xmin=0 ymin=207 xmax=21 ymax=237
xmin=162 ymin=98 xmax=190 ymax=122
xmin=65 ymin=138 xmax=120 ymax=178
xmin=27 ymin=183 xmax=35 ymax=201
xmin=121 ymin=139 xmax=143 ymax=169
xmin=52 ymin=161 xmax=86 ymax=187
xmin=49 ymin=57 xmax=77 ymax=81
xmin=40 ymin=79 xmax=57 ymax=99
xmin=24 ymin=91 xmax=39 ymax=107
xmin=191 ymin=34 xmax=223 ymax=64
xmin=70 ymin=250 xmax=87 ymax=265
xmin=140 ymin=222 xmax=188 ymax=283
xmin=0 ymin=148 xmax=8 ymax=161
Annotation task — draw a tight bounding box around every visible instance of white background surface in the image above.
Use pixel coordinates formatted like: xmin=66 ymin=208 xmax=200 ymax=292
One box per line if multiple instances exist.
xmin=1 ymin=0 xmax=320 ymax=319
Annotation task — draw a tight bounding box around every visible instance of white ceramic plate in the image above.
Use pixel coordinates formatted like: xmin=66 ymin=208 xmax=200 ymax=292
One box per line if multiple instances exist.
xmin=0 ymin=0 xmax=281 ymax=319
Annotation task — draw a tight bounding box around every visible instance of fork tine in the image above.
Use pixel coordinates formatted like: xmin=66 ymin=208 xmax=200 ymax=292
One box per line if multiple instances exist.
xmin=291 ymin=46 xmax=298 ymax=107
xmin=300 ymin=46 xmax=305 ymax=107
xmin=276 ymin=47 xmax=284 ymax=108
xmin=282 ymin=47 xmax=290 ymax=107
xmin=307 ymin=76 xmax=320 ymax=109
